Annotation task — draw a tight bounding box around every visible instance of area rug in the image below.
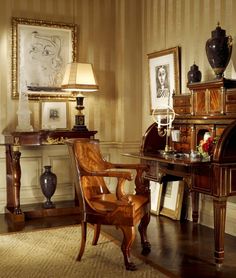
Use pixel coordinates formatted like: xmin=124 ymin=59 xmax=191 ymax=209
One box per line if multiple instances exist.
xmin=0 ymin=225 xmax=169 ymax=278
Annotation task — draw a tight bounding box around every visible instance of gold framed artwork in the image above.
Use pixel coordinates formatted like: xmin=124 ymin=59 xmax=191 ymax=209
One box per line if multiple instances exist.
xmin=160 ymin=181 xmax=184 ymax=220
xmin=147 ymin=46 xmax=180 ymax=113
xmin=150 ymin=181 xmax=163 ymax=215
xmin=12 ymin=17 xmax=78 ymax=100
xmin=40 ymin=100 xmax=69 ymax=130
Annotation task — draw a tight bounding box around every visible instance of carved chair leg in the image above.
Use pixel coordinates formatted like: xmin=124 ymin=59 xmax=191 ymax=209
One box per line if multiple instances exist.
xmin=138 ymin=212 xmax=151 ymax=255
xmin=119 ymin=225 xmax=136 ymax=271
xmin=77 ymin=221 xmax=87 ymax=261
xmin=92 ymin=224 xmax=101 ymax=245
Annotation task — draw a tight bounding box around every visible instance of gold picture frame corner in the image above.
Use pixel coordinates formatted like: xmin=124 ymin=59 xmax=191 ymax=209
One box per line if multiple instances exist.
xmin=159 ymin=180 xmax=184 ymax=221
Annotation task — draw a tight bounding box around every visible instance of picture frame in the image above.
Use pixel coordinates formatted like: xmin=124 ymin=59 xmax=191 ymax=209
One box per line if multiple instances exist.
xmin=147 ymin=46 xmax=180 ymax=113
xmin=160 ymin=181 xmax=184 ymax=220
xmin=40 ymin=100 xmax=69 ymax=130
xmin=150 ymin=181 xmax=163 ymax=215
xmin=12 ymin=17 xmax=78 ymax=100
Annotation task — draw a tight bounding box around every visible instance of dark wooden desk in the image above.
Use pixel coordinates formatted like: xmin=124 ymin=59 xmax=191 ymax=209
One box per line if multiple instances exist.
xmin=123 ymin=151 xmax=208 ymax=223
xmin=3 ymin=130 xmax=97 ymax=223
xmin=124 ymin=117 xmax=236 ymax=268
xmin=127 ymin=78 xmax=236 ymax=268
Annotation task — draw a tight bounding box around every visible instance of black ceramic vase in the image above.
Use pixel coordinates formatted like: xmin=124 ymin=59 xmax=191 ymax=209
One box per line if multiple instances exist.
xmin=205 ymin=23 xmax=233 ymax=79
xmin=40 ymin=165 xmax=57 ymax=209
xmin=187 ymin=63 xmax=202 ymax=83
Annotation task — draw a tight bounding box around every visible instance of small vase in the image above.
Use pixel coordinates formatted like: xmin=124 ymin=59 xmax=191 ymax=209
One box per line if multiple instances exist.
xmin=187 ymin=63 xmax=202 ymax=83
xmin=205 ymin=23 xmax=233 ymax=79
xmin=40 ymin=165 xmax=57 ymax=209
xmin=199 ymin=152 xmax=211 ymax=162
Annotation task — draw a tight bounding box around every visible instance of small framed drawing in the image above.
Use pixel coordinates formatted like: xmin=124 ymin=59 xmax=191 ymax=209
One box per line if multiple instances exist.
xmin=12 ymin=17 xmax=78 ymax=100
xmin=150 ymin=181 xmax=163 ymax=215
xmin=160 ymin=181 xmax=184 ymax=220
xmin=40 ymin=100 xmax=68 ymax=130
xmin=147 ymin=46 xmax=180 ymax=113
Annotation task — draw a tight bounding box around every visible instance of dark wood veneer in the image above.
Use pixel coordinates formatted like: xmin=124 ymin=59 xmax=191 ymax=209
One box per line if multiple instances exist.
xmin=127 ymin=78 xmax=236 ymax=268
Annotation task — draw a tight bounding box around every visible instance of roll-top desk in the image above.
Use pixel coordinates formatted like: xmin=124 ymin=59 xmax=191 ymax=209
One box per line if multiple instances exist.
xmin=125 ymin=78 xmax=236 ymax=268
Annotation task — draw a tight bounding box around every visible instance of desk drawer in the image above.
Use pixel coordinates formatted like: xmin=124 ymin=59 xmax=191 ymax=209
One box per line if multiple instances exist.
xmin=142 ymin=159 xmax=162 ymax=182
xmin=192 ymin=165 xmax=212 ymax=194
xmin=175 ymin=107 xmax=191 ymax=114
xmin=173 ymin=95 xmax=191 ymax=115
xmin=173 ymin=95 xmax=191 ymax=106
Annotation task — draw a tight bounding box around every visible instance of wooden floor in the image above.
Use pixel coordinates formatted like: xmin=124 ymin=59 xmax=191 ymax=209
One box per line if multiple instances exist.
xmin=1 ymin=214 xmax=236 ymax=278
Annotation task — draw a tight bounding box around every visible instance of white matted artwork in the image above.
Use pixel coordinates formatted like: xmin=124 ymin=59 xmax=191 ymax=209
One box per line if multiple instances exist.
xmin=40 ymin=101 xmax=68 ymax=130
xmin=11 ymin=17 xmax=77 ymax=100
xmin=160 ymin=180 xmax=184 ymax=220
xmin=150 ymin=181 xmax=163 ymax=215
xmin=147 ymin=46 xmax=180 ymax=113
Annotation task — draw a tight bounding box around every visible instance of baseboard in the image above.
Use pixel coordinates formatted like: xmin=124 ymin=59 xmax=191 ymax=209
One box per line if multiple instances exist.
xmin=199 ymin=196 xmax=236 ymax=237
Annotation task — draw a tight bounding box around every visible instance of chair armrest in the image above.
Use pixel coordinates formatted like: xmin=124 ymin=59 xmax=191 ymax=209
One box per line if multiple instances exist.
xmin=81 ymin=169 xmax=133 ymax=201
xmin=109 ymin=163 xmax=150 ymax=195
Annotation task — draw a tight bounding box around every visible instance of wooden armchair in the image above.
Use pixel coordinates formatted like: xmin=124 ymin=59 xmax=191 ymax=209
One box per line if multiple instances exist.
xmin=66 ymin=138 xmax=151 ymax=271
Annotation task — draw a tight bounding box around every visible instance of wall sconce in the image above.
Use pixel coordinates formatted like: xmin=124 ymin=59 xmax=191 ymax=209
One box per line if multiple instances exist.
xmin=61 ymin=62 xmax=99 ymax=131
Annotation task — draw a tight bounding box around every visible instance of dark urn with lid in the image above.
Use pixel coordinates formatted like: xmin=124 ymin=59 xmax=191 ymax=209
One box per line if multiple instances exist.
xmin=40 ymin=165 xmax=57 ymax=208
xmin=187 ymin=63 xmax=202 ymax=83
xmin=205 ymin=23 xmax=233 ymax=79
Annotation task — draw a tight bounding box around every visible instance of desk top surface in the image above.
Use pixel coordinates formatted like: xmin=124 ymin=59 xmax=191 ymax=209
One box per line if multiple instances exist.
xmin=123 ymin=151 xmax=211 ymax=166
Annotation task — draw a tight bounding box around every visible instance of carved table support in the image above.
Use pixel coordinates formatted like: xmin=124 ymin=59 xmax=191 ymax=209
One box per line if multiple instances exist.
xmin=5 ymin=144 xmax=24 ymax=222
xmin=12 ymin=146 xmax=22 ymax=214
xmin=213 ymin=197 xmax=227 ymax=268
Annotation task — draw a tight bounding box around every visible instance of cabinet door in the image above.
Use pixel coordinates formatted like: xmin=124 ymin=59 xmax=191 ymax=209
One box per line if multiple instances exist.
xmin=193 ymin=89 xmax=206 ymax=115
xmin=193 ymin=88 xmax=222 ymax=115
xmin=208 ymin=89 xmax=221 ymax=114
xmin=226 ymin=89 xmax=236 ymax=113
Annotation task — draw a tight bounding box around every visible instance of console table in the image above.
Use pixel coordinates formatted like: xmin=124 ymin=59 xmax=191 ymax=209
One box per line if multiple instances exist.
xmin=3 ymin=130 xmax=97 ymax=224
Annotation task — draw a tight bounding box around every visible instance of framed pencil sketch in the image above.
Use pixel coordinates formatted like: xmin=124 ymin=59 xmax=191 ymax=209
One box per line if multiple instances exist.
xmin=147 ymin=46 xmax=180 ymax=113
xmin=160 ymin=181 xmax=184 ymax=220
xmin=40 ymin=100 xmax=69 ymax=130
xmin=12 ymin=17 xmax=78 ymax=100
xmin=150 ymin=181 xmax=163 ymax=215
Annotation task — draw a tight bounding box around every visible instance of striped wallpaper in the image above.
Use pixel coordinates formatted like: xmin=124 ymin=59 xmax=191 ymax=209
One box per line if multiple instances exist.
xmin=0 ymin=0 xmax=236 ymax=233
xmin=141 ymin=0 xmax=236 ymax=131
xmin=1 ymin=0 xmax=236 ymax=142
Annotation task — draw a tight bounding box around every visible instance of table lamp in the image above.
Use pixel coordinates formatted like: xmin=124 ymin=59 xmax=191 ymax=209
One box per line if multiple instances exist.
xmin=61 ymin=62 xmax=99 ymax=131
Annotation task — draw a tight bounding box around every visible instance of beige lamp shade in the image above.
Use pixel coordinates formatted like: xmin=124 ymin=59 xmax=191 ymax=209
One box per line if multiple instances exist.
xmin=61 ymin=62 xmax=99 ymax=92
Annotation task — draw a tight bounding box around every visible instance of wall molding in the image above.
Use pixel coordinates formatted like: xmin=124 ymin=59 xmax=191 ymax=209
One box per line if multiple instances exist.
xmin=100 ymin=140 xmax=141 ymax=148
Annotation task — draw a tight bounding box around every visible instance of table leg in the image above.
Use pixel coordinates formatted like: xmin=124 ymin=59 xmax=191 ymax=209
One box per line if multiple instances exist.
xmin=6 ymin=145 xmax=23 ymax=217
xmin=213 ymin=197 xmax=227 ymax=268
xmin=191 ymin=191 xmax=199 ymax=223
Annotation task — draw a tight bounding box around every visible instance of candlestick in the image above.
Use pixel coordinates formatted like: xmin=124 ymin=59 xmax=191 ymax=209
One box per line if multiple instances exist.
xmin=169 ymin=115 xmax=172 ymax=128
xmin=157 ymin=115 xmax=161 ymax=128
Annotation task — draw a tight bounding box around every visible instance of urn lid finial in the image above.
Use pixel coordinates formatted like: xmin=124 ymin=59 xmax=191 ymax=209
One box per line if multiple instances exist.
xmin=212 ymin=22 xmax=226 ymax=37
